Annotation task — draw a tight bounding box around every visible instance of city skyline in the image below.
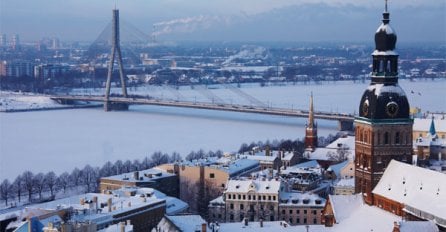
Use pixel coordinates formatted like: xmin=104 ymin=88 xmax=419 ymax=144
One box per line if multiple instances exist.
xmin=1 ymin=0 xmax=445 ymax=42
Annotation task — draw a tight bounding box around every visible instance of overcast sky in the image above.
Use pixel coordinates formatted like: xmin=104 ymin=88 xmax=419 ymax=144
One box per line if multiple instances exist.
xmin=1 ymin=0 xmax=445 ymax=42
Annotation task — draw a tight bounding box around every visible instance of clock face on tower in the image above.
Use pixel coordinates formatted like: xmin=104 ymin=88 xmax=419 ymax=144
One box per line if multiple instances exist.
xmin=386 ymin=101 xmax=399 ymax=117
xmin=362 ymin=100 xmax=369 ymax=116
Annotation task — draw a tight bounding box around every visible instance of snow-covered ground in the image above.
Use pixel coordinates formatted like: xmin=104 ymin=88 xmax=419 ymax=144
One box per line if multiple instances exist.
xmin=1 ymin=80 xmax=445 ymax=181
xmin=0 ymin=91 xmax=64 ymax=111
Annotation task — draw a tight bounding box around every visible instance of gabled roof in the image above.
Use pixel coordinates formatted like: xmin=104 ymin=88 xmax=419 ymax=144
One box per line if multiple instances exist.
xmin=372 ymin=160 xmax=446 ymax=223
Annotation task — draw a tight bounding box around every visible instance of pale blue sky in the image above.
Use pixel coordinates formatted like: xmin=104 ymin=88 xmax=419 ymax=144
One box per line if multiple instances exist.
xmin=0 ymin=0 xmax=444 ymax=42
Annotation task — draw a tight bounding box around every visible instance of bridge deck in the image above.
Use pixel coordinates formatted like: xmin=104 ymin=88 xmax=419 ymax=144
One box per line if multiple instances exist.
xmin=51 ymin=95 xmax=355 ymax=122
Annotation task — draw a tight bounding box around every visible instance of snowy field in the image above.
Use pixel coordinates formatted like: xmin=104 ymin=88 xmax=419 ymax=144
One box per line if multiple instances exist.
xmin=1 ymin=79 xmax=445 ymax=181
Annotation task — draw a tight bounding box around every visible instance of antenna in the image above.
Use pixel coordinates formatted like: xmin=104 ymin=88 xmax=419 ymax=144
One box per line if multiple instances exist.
xmin=385 ymin=0 xmax=388 ymax=12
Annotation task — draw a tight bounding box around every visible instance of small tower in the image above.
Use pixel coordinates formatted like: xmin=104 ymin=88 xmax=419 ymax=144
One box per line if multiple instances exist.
xmin=305 ymin=92 xmax=318 ymax=151
xmin=354 ymin=0 xmax=413 ymax=205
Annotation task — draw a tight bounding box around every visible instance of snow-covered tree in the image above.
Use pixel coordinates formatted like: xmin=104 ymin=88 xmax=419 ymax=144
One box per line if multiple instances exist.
xmin=45 ymin=172 xmax=58 ymax=196
xmin=0 ymin=179 xmax=11 ymax=206
xmin=57 ymin=172 xmax=70 ymax=193
xmin=33 ymin=173 xmax=46 ymax=200
xmin=12 ymin=175 xmax=23 ymax=203
xmin=70 ymin=168 xmax=82 ymax=186
xmin=22 ymin=171 xmax=34 ymax=201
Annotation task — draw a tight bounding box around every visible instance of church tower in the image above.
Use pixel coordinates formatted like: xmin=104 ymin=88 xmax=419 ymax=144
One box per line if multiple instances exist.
xmin=354 ymin=1 xmax=413 ymax=205
xmin=305 ymin=92 xmax=318 ymax=151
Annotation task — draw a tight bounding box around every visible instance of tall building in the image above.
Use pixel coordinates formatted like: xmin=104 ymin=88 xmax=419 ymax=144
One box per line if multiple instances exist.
xmin=305 ymin=92 xmax=318 ymax=151
xmin=354 ymin=2 xmax=413 ymax=205
xmin=11 ymin=34 xmax=20 ymax=50
xmin=0 ymin=34 xmax=6 ymax=47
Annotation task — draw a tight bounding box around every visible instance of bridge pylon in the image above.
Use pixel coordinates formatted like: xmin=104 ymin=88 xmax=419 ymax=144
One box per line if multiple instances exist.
xmin=104 ymin=9 xmax=128 ymax=111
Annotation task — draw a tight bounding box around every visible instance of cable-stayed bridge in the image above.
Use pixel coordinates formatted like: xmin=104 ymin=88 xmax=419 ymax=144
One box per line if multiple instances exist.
xmin=59 ymin=9 xmax=355 ymax=131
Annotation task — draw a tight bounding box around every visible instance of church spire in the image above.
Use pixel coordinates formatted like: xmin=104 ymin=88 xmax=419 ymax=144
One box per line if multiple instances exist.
xmin=309 ymin=92 xmax=314 ymax=128
xmin=429 ymin=117 xmax=437 ymax=136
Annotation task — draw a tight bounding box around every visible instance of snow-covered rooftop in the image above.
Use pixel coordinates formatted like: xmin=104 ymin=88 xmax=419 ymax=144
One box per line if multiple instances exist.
xmin=372 ymin=160 xmax=446 ymax=224
xmin=366 ymin=83 xmax=406 ymax=97
xmin=225 ymin=179 xmax=282 ymax=194
xmin=101 ymin=167 xmax=174 ymax=182
xmin=327 ymin=160 xmax=349 ymax=178
xmin=279 ymin=192 xmax=325 ymax=207
xmin=328 ymin=194 xmax=401 ymax=232
xmin=165 ymin=215 xmax=206 ymax=232
xmin=398 ymin=221 xmax=439 ymax=232
xmin=215 ymin=221 xmax=327 ymax=232
xmin=413 ymin=118 xmax=446 ymax=133
xmin=334 ymin=178 xmax=355 ymax=187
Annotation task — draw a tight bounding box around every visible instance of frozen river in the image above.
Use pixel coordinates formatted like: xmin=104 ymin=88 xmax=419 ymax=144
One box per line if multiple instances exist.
xmin=1 ymin=79 xmax=445 ymax=180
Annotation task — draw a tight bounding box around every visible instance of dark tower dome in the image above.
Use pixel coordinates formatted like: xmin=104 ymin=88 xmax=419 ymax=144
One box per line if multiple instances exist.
xmin=358 ymin=84 xmax=410 ymax=120
xmin=375 ymin=12 xmax=397 ymax=52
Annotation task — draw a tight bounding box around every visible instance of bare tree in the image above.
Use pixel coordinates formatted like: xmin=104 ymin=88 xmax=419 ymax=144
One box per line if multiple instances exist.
xmin=123 ymin=160 xmax=132 ymax=173
xmin=132 ymin=159 xmax=142 ymax=171
xmin=57 ymin=172 xmax=70 ymax=193
xmin=151 ymin=151 xmax=169 ymax=166
xmin=169 ymin=152 xmax=182 ymax=163
xmin=45 ymin=172 xmax=58 ymax=196
xmin=114 ymin=160 xmax=124 ymax=174
xmin=141 ymin=157 xmax=152 ymax=169
xmin=100 ymin=161 xmax=115 ymax=177
xmin=70 ymin=168 xmax=82 ymax=186
xmin=22 ymin=171 xmax=34 ymax=202
xmin=81 ymin=165 xmax=99 ymax=192
xmin=33 ymin=173 xmax=46 ymax=200
xmin=0 ymin=179 xmax=11 ymax=206
xmin=13 ymin=175 xmax=23 ymax=203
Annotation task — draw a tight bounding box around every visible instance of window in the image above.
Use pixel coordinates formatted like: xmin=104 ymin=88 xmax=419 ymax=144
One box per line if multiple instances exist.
xmin=289 ymin=209 xmax=293 ymax=214
xmin=289 ymin=218 xmax=293 ymax=224
xmin=230 ymin=203 xmax=234 ymax=209
xmin=282 ymin=209 xmax=286 ymax=214
xmin=243 ymin=195 xmax=246 ymax=200
xmin=384 ymin=132 xmax=389 ymax=145
xmin=240 ymin=204 xmax=244 ymax=210
xmin=273 ymin=196 xmax=276 ymax=201
xmin=377 ymin=132 xmax=381 ymax=145
xmin=253 ymin=195 xmax=256 ymax=200
xmin=312 ymin=210 xmax=317 ymax=215
xmin=304 ymin=218 xmax=307 ymax=224
xmin=304 ymin=210 xmax=307 ymax=214
xmin=395 ymin=132 xmax=400 ymax=144
xmin=238 ymin=194 xmax=241 ymax=200
xmin=218 ymin=214 xmax=221 ymax=219
xmin=228 ymin=194 xmax=231 ymax=199
xmin=230 ymin=214 xmax=234 ymax=221
xmin=248 ymin=195 xmax=251 ymax=200
xmin=297 ymin=218 xmax=300 ymax=224
xmin=268 ymin=196 xmax=271 ymax=201
xmin=297 ymin=210 xmax=300 ymax=214
xmin=270 ymin=215 xmax=274 ymax=221
xmin=313 ymin=218 xmax=317 ymax=224
xmin=210 ymin=173 xmax=215 ymax=178
xmin=263 ymin=195 xmax=266 ymax=200
xmin=221 ymin=183 xmax=225 ymax=188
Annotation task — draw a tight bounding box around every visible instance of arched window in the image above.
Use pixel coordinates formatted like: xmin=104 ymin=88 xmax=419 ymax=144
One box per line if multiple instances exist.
xmin=379 ymin=60 xmax=384 ymax=72
xmin=384 ymin=132 xmax=389 ymax=145
xmin=395 ymin=132 xmax=400 ymax=144
xmin=377 ymin=132 xmax=381 ymax=145
xmin=387 ymin=60 xmax=391 ymax=72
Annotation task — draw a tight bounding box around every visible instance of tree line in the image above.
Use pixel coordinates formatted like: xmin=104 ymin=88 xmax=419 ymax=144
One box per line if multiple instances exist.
xmin=0 ymin=135 xmax=338 ymax=208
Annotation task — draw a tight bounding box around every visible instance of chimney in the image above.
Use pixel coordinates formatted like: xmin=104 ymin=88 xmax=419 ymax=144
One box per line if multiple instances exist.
xmin=120 ymin=222 xmax=125 ymax=232
xmin=392 ymin=221 xmax=400 ymax=232
xmin=107 ymin=198 xmax=112 ymax=212
xmin=202 ymin=223 xmax=207 ymax=232
xmin=133 ymin=171 xmax=139 ymax=180
xmin=93 ymin=196 xmax=98 ymax=210
xmin=244 ymin=218 xmax=248 ymax=226
xmin=260 ymin=219 xmax=263 ymax=228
